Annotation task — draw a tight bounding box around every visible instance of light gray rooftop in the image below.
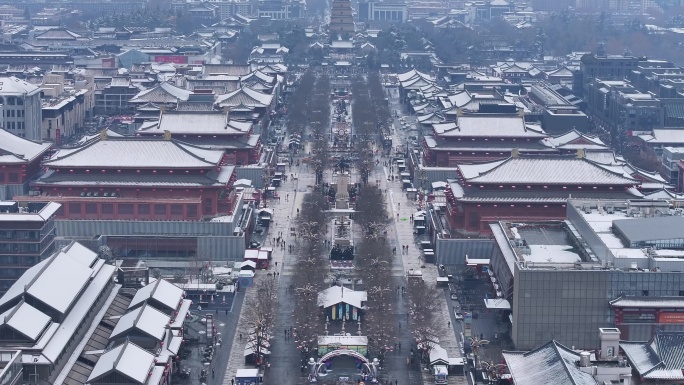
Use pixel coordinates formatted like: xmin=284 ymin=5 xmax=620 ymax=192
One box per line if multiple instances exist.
xmin=503 ymin=340 xmax=598 ymax=385
xmin=0 ymin=128 xmax=52 ymax=164
xmin=128 ymin=278 xmax=183 ymax=312
xmin=433 ymin=115 xmax=547 ymax=138
xmin=87 ymin=341 xmax=155 ymax=384
xmin=110 ymin=303 xmax=170 ymax=341
xmin=141 ymin=111 xmax=252 ymax=135
xmin=0 ymin=301 xmax=51 ymax=341
xmin=463 ymin=157 xmax=639 ymax=185
xmin=612 ymin=216 xmax=684 ymax=243
xmin=45 ymin=138 xmax=224 ymax=169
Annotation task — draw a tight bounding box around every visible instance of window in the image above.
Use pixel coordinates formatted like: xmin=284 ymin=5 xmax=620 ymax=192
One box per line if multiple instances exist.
xmin=138 ymin=204 xmax=150 ymax=215
xmin=171 ymin=204 xmax=183 ymax=216
xmin=154 ymin=204 xmax=167 ymax=215
xmin=8 ymin=173 xmax=18 ymax=183
xmin=85 ymin=203 xmax=97 ymax=214
xmin=117 ymin=204 xmax=134 ymax=215
xmin=69 ymin=203 xmax=81 ymax=214
xmin=642 ymin=290 xmax=649 ymax=296
xmin=102 ymin=204 xmax=114 ymax=214
xmin=187 ymin=205 xmax=198 ymax=218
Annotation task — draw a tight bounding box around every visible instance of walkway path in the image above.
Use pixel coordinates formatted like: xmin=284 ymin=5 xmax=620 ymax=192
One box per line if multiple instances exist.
xmin=222 ymin=158 xmax=306 ymax=385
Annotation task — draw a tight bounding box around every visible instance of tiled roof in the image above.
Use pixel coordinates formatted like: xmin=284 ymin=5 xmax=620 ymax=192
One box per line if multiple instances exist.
xmin=141 ymin=111 xmax=251 ymax=135
xmin=541 ymin=130 xmax=607 ymax=150
xmin=0 ymin=128 xmax=51 ymax=164
xmin=202 ymin=64 xmax=252 ymax=76
xmin=87 ymin=341 xmax=155 ymax=384
xmin=503 ymin=340 xmax=598 ymax=385
xmin=621 ymin=332 xmax=684 ymax=380
xmin=35 ymin=28 xmax=81 ymax=40
xmin=462 ymin=157 xmax=639 ymax=185
xmin=129 ymin=82 xmax=192 ymax=104
xmin=44 ymin=138 xmax=224 ymax=169
xmin=34 ymin=170 xmax=225 ymax=187
xmin=433 ymin=115 xmax=546 ymax=138
xmin=215 ymin=86 xmax=274 ymax=108
xmin=0 ymin=76 xmax=40 ymax=95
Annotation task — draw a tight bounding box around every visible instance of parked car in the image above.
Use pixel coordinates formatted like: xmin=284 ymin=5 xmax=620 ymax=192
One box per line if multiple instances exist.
xmin=453 ymin=308 xmax=464 ymax=320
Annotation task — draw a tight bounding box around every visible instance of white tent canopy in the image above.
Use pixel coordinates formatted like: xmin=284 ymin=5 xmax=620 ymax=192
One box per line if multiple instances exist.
xmin=484 ymin=298 xmax=511 ymax=310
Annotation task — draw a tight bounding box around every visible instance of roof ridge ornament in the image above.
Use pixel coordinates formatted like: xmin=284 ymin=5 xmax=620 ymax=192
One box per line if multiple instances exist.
xmin=100 ymin=129 xmax=108 ymax=141
xmin=576 ymin=149 xmax=585 ymax=159
xmin=511 ymin=148 xmax=519 ymax=158
xmin=163 ymin=130 xmax=172 ymax=141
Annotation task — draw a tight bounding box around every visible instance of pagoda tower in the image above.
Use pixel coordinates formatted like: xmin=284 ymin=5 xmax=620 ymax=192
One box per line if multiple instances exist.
xmin=329 ymin=0 xmax=355 ymax=35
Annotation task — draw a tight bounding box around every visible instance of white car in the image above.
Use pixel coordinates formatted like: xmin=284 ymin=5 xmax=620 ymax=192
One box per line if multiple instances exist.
xmin=453 ymin=308 xmax=464 ymax=320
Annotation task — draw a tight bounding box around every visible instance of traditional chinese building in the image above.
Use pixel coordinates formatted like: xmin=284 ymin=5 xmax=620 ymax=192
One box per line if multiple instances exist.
xmin=445 ymin=152 xmax=642 ymax=234
xmin=423 ymin=114 xmax=548 ymax=166
xmin=137 ymin=110 xmax=261 ymax=165
xmin=20 ymin=133 xmax=237 ymax=221
xmin=215 ymin=86 xmax=275 ymax=129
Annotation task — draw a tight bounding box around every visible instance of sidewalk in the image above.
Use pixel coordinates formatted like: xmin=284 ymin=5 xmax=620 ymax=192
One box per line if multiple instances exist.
xmin=222 ymin=163 xmax=310 ymax=385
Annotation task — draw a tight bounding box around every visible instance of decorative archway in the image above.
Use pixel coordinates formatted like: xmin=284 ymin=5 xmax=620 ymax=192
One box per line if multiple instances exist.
xmin=311 ymin=349 xmax=377 ymax=383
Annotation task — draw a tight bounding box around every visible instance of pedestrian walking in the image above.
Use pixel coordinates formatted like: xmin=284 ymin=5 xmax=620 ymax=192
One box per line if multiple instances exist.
xmin=399 ymin=342 xmax=401 ymax=350
xmin=275 ymin=261 xmax=278 ymax=267
xmin=448 ymin=321 xmax=451 ymax=327
xmin=239 ymin=333 xmax=242 ymax=340
xmin=225 ymin=309 xmax=228 ymax=315
xmin=212 ymin=368 xmax=215 ymax=378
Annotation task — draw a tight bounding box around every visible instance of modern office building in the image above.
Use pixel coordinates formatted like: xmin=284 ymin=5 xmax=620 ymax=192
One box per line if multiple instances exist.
xmin=357 ymin=0 xmax=407 ymax=22
xmin=489 ymin=199 xmax=684 ymax=350
xmin=573 ymin=54 xmax=639 ymax=96
xmin=0 ymin=77 xmax=43 ymax=140
xmin=0 ymin=201 xmax=60 ymax=295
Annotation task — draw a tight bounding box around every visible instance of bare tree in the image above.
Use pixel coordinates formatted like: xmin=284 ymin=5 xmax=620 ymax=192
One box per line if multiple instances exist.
xmin=407 ymin=280 xmax=446 ymax=365
xmin=244 ymin=277 xmax=278 ymax=363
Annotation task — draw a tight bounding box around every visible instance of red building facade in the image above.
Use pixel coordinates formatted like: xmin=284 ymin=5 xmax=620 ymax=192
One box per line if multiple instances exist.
xmin=445 ymin=154 xmax=642 ymax=234
xmin=19 ymin=135 xmax=237 ymax=220
xmin=0 ymin=129 xmax=52 ymax=196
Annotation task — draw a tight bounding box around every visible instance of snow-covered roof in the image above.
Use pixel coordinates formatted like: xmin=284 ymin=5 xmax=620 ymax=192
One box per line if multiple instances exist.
xmin=541 ymin=130 xmax=607 ymax=150
xmin=317 ymin=286 xmax=367 ymax=309
xmin=215 ymin=86 xmax=274 ymax=108
xmin=0 ymin=76 xmax=41 ymax=95
xmin=0 ymin=128 xmax=52 ymax=164
xmin=429 ymin=344 xmax=449 ymax=364
xmin=110 ymin=303 xmax=170 ymax=341
xmin=461 ymin=157 xmax=639 ymax=185
xmin=503 ymin=340 xmax=598 ymax=385
xmin=140 ymin=111 xmax=252 ymax=135
xmin=129 ymin=82 xmax=192 ymax=104
xmin=638 ymin=129 xmax=684 ymax=144
xmin=44 ymin=138 xmax=224 ymax=169
xmin=433 ymin=115 xmax=547 ymax=138
xmin=87 ymin=341 xmax=155 ymax=384
xmin=621 ymin=331 xmax=684 ymax=380
xmin=317 ymin=335 xmax=368 ymax=346
xmin=397 ymin=68 xmax=434 ymax=83
xmin=0 ymin=301 xmax=51 ymax=341
xmin=483 ymin=298 xmax=511 ymax=309
xmin=129 ymin=279 xmax=183 ymax=312
xmin=0 ymin=242 xmax=98 ymax=314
